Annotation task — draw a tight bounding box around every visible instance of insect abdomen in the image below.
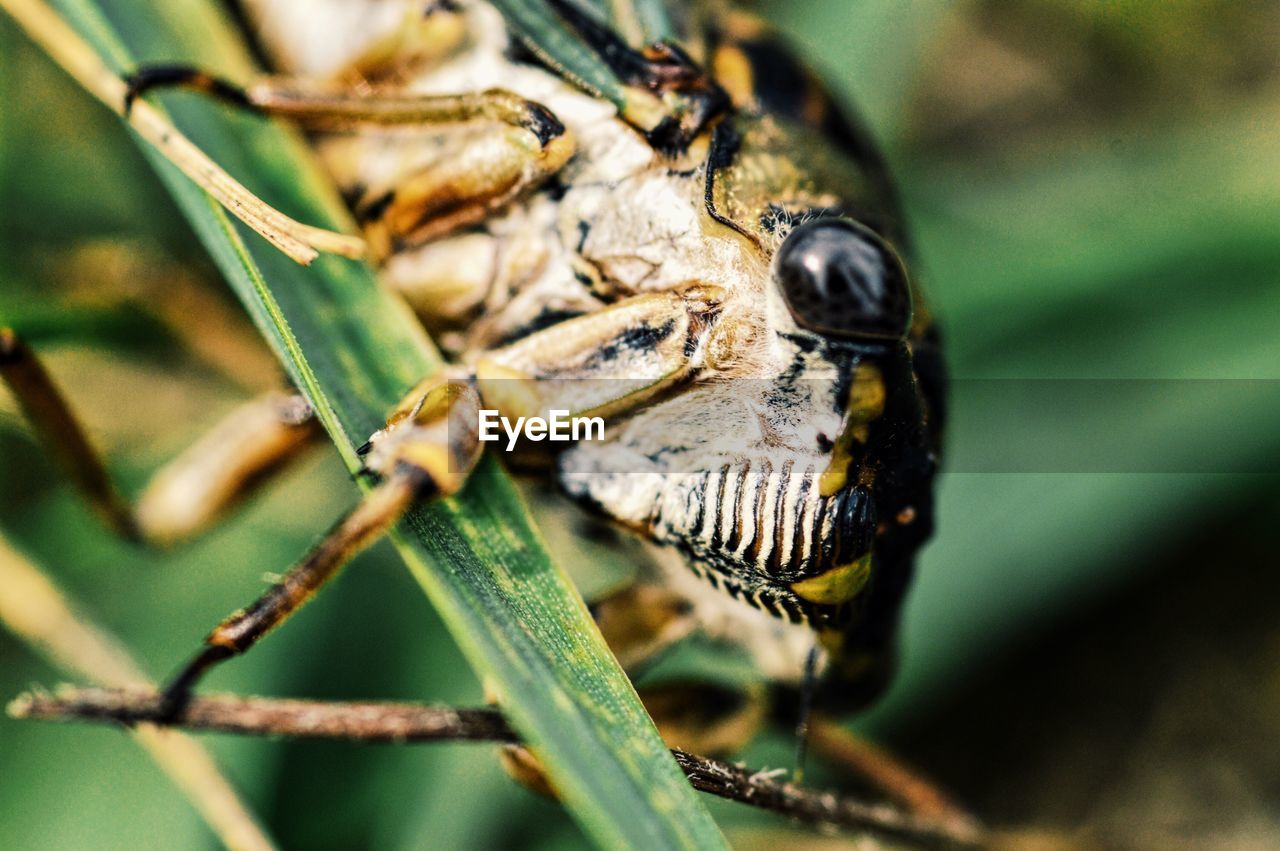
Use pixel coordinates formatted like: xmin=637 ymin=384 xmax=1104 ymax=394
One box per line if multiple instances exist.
xmin=651 ymin=460 xmax=877 ymax=610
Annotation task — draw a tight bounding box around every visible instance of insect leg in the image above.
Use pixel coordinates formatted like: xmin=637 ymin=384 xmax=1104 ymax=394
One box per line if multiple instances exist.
xmin=159 ymin=380 xmax=483 ymax=717
xmin=591 ymin=582 xmax=696 ymax=672
xmin=792 ymin=645 xmax=820 ymax=781
xmin=472 ymin=287 xmax=723 ymax=422
xmin=1 ymin=328 xmax=137 ymax=539
xmin=358 ymin=289 xmax=716 ymax=487
xmin=52 ymin=241 xmax=281 ymax=394
xmin=640 ymin=681 xmax=767 ymax=758
xmin=0 ymin=328 xmax=321 ymax=544
xmin=125 ymin=68 xmax=564 ymax=139
xmin=159 ymin=476 xmax=418 ymax=718
xmin=239 ymin=290 xmax=711 ymax=728
xmin=807 ymin=716 xmax=981 ymax=835
xmin=499 ymin=675 xmax=767 ymax=799
xmin=379 ymin=231 xmax=499 ymax=332
xmin=135 ymin=392 xmax=319 ymax=546
xmin=122 ymin=68 xmax=574 ymax=253
xmin=595 ymin=583 xmax=767 ymax=754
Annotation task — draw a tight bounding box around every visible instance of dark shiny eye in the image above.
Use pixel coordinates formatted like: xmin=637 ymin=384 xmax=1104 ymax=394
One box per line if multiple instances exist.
xmin=775 ymin=219 xmax=912 ymax=340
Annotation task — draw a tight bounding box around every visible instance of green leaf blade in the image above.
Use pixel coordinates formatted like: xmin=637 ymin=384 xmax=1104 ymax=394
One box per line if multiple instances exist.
xmin=489 ymin=0 xmax=627 ymax=106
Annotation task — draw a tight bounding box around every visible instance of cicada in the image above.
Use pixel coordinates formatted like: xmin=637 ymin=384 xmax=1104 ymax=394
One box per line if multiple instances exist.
xmin=3 ymin=0 xmax=944 ymax=744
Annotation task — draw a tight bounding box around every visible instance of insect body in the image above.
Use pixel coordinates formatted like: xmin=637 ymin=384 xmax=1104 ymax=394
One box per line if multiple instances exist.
xmin=7 ymin=0 xmax=944 ymax=722
xmin=245 ymin=0 xmax=943 ymax=710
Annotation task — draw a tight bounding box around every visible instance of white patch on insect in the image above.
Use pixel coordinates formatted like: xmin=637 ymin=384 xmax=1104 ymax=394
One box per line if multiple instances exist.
xmin=242 ymin=0 xmax=411 ymax=76
xmin=572 ymin=174 xmax=758 ymax=298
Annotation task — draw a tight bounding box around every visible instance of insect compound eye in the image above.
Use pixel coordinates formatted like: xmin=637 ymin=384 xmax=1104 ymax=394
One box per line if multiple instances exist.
xmin=774 ymin=218 xmax=912 ymax=341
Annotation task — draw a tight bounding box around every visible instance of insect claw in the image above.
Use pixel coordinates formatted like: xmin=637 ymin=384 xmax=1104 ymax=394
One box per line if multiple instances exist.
xmin=155 ymin=644 xmax=234 ymax=722
xmin=121 ymin=76 xmax=141 ymax=117
xmin=792 ymin=645 xmax=820 ymax=782
xmin=122 ymin=64 xmax=252 ymax=118
xmin=355 ymin=439 xmax=374 ymax=456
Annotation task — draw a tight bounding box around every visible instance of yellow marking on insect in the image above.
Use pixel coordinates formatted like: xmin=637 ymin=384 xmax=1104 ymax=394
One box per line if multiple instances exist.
xmin=475 ymin=359 xmax=541 ymax=421
xmin=817 ymin=628 xmax=845 ymax=657
xmin=712 ymin=45 xmax=755 ymax=108
xmin=620 ymin=88 xmax=669 ymax=137
xmin=819 ymin=363 xmax=886 ymax=496
xmin=397 ymin=443 xmax=463 ymax=495
xmin=723 ymin=10 xmax=769 ymax=40
xmin=790 ymin=551 xmax=872 ymax=605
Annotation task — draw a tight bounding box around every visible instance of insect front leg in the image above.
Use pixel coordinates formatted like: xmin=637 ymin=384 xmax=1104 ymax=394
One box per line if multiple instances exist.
xmin=470 ymin=286 xmax=723 ymax=422
xmin=0 ymin=328 xmax=319 ymax=543
xmin=362 ymin=288 xmax=718 ymax=490
xmin=159 ymin=379 xmax=484 ymax=718
xmin=122 ymin=68 xmax=574 ymax=256
xmin=160 ymin=287 xmax=717 ymax=714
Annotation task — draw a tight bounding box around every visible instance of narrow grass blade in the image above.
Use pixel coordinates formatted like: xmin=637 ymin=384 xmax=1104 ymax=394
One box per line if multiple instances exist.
xmin=489 ymin=0 xmax=627 ymax=105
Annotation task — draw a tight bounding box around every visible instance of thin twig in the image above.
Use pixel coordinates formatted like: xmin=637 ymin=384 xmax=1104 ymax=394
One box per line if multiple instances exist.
xmin=0 ymin=538 xmax=276 ymax=851
xmin=669 ymin=749 xmax=980 ymax=848
xmin=0 ymin=0 xmax=365 ymax=264
xmin=12 ymin=686 xmax=522 ymax=744
xmin=11 ymin=686 xmax=984 ymax=848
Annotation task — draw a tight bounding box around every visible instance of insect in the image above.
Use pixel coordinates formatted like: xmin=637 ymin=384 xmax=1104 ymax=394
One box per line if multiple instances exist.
xmin=3 ymin=0 xmax=944 ymax=751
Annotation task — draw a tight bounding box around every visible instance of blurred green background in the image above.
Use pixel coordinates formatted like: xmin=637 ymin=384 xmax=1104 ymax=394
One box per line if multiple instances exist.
xmin=2 ymin=1 xmax=1278 ymax=847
